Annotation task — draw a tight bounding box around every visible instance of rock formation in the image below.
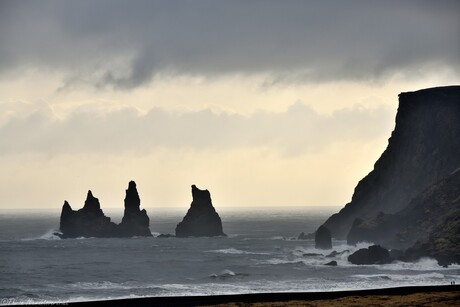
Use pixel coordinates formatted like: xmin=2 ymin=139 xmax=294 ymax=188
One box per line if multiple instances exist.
xmin=405 ymin=214 xmax=460 ymax=266
xmin=58 ymin=181 xmax=152 ymax=238
xmin=347 ymin=168 xmax=460 ymax=265
xmin=118 ymin=181 xmax=152 ymax=237
xmin=315 ymin=225 xmax=332 ymax=249
xmin=348 ymin=245 xmax=391 ymax=265
xmin=58 ymin=191 xmax=118 ymax=238
xmin=348 ymin=168 xmax=460 ymax=245
xmin=322 ymin=86 xmax=460 ymax=238
xmin=175 ymin=185 xmax=226 ymax=237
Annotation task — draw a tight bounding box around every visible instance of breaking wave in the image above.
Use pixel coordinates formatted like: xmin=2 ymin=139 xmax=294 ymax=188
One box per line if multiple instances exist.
xmin=21 ymin=229 xmax=61 ymax=241
xmin=207 ymin=248 xmax=269 ymax=255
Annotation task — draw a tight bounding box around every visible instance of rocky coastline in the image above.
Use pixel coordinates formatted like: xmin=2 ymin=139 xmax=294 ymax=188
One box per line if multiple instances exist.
xmin=56 ymin=86 xmax=460 ymax=266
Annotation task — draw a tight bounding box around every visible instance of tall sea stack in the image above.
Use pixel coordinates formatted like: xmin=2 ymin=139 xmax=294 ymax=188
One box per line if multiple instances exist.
xmin=118 ymin=181 xmax=152 ymax=237
xmin=315 ymin=225 xmax=332 ymax=249
xmin=175 ymin=185 xmax=226 ymax=237
xmin=322 ymin=86 xmax=460 ymax=239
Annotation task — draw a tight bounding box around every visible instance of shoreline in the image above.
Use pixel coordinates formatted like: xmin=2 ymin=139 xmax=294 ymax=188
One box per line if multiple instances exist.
xmin=59 ymin=285 xmax=460 ymax=307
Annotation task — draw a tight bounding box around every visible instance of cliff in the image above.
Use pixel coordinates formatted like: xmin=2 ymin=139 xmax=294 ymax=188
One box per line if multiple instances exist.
xmin=348 ymin=168 xmax=460 ymax=265
xmin=58 ymin=181 xmax=152 ymax=238
xmin=323 ymin=86 xmax=460 ymax=238
xmin=175 ymin=185 xmax=226 ymax=237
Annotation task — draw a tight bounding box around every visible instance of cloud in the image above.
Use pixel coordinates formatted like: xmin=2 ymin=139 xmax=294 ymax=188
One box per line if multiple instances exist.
xmin=0 ymin=0 xmax=459 ymax=89
xmin=0 ymin=101 xmax=394 ymax=156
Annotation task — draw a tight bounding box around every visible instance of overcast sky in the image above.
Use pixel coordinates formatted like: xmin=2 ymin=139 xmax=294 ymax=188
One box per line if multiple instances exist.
xmin=0 ymin=0 xmax=459 ymax=210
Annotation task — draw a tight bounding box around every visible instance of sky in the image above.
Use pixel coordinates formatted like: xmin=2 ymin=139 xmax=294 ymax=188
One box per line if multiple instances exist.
xmin=0 ymin=0 xmax=459 ymax=210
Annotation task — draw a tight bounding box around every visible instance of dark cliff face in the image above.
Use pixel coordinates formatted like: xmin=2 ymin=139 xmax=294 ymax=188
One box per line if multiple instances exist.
xmin=175 ymin=185 xmax=225 ymax=237
xmin=323 ymin=86 xmax=460 ymax=238
xmin=402 ymin=169 xmax=460 ymax=265
xmin=58 ymin=181 xmax=152 ymax=238
xmin=349 ymin=168 xmax=460 ymax=264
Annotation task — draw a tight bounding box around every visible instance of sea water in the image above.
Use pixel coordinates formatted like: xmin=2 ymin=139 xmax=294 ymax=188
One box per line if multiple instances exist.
xmin=0 ymin=206 xmax=458 ymax=305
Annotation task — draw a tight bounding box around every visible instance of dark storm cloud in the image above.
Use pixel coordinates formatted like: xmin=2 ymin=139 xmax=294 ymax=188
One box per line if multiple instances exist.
xmin=0 ymin=0 xmax=459 ymax=88
xmin=0 ymin=102 xmax=393 ymax=155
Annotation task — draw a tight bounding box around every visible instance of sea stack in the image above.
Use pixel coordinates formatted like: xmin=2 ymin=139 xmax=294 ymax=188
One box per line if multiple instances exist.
xmin=315 ymin=225 xmax=332 ymax=249
xmin=321 ymin=86 xmax=460 ymax=239
xmin=58 ymin=181 xmax=152 ymax=238
xmin=58 ymin=191 xmax=118 ymax=238
xmin=118 ymin=181 xmax=152 ymax=237
xmin=175 ymin=185 xmax=226 ymax=237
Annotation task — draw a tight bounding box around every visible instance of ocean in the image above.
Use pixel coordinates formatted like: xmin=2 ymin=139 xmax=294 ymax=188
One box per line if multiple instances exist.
xmin=1 ymin=206 xmax=458 ymax=305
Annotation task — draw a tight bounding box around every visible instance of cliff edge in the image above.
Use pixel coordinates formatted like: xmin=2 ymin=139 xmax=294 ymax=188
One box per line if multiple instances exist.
xmin=322 ymin=86 xmax=460 ymax=238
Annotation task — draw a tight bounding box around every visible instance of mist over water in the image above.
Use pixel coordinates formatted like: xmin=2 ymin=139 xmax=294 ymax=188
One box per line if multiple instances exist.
xmin=1 ymin=207 xmax=458 ymax=305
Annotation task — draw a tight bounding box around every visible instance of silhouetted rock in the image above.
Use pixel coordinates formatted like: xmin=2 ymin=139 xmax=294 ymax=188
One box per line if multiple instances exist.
xmin=324 ymin=260 xmax=338 ymax=266
xmin=315 ymin=225 xmax=332 ymax=249
xmin=322 ymin=86 xmax=460 ymax=238
xmin=118 ymin=181 xmax=152 ymax=237
xmin=58 ymin=191 xmax=118 ymax=238
xmin=348 ymin=245 xmax=391 ymax=265
xmin=175 ymin=185 xmax=226 ymax=237
xmin=346 ymin=168 xmax=460 ymax=265
xmin=58 ymin=181 xmax=152 ymax=238
xmin=402 ymin=171 xmax=460 ymax=266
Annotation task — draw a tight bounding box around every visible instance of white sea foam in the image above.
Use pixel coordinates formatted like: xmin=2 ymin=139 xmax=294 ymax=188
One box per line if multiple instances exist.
xmin=207 ymin=248 xmax=269 ymax=255
xmin=352 ymin=272 xmax=445 ymax=281
xmin=21 ymin=229 xmax=61 ymax=241
xmin=209 ymin=269 xmax=238 ymax=279
xmin=377 ymin=258 xmax=460 ymax=271
xmin=68 ymin=281 xmax=135 ymax=290
xmin=220 ymin=269 xmax=236 ymax=276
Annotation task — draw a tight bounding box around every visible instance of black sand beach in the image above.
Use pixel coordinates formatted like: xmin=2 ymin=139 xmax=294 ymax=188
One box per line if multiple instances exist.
xmin=59 ymin=285 xmax=460 ymax=307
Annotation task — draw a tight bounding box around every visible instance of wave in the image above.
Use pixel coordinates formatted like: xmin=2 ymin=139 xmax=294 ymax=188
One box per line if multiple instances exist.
xmin=68 ymin=281 xmax=136 ymax=290
xmin=352 ymin=272 xmax=445 ymax=282
xmin=209 ymin=269 xmax=236 ymax=279
xmin=207 ymin=248 xmax=269 ymax=255
xmin=21 ymin=229 xmax=61 ymax=241
xmin=377 ymin=258 xmax=460 ymax=271
xmin=58 ymin=281 xmax=165 ymax=292
xmin=256 ymin=244 xmax=459 ymax=270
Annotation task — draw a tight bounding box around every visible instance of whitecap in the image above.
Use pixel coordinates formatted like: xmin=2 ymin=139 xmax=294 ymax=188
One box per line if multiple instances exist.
xmin=220 ymin=269 xmax=236 ymax=276
xmin=21 ymin=229 xmax=61 ymax=241
xmin=207 ymin=248 xmax=269 ymax=255
xmin=352 ymin=272 xmax=445 ymax=282
xmin=208 ymin=269 xmax=244 ymax=280
xmin=68 ymin=281 xmax=134 ymax=290
xmin=377 ymin=258 xmax=460 ymax=271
